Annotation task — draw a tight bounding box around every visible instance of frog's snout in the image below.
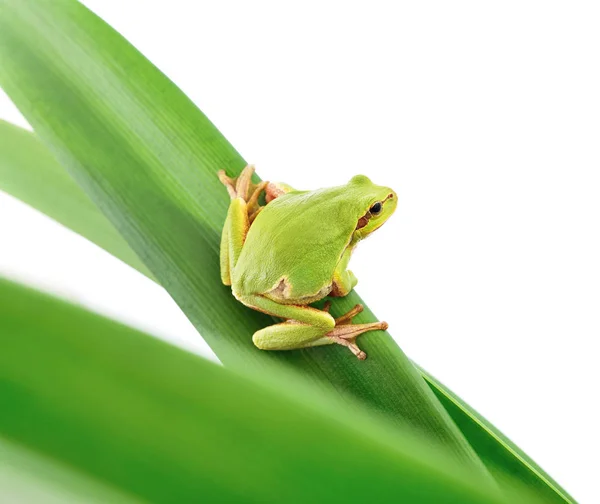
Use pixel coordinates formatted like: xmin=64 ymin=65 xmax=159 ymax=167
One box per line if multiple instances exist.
xmin=384 ymin=189 xmax=398 ymax=216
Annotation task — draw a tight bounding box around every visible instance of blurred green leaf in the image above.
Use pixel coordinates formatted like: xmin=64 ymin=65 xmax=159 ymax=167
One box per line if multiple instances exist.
xmin=0 ymin=437 xmax=141 ymax=504
xmin=0 ymin=118 xmax=575 ymax=502
xmin=0 ymin=276 xmax=541 ymax=504
xmin=0 ymin=0 xmax=489 ymax=477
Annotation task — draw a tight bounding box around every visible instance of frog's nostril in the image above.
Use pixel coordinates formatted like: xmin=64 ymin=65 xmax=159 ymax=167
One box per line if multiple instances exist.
xmin=388 ymin=193 xmax=394 ymax=199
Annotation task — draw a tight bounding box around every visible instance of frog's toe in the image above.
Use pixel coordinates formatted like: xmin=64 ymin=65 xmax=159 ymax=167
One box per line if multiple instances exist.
xmin=218 ymin=164 xmax=258 ymax=201
xmin=334 ymin=304 xmax=364 ymax=325
xmin=327 ymin=333 xmax=368 ymax=360
xmin=218 ymin=169 xmax=237 ymax=199
xmin=265 ymin=181 xmax=292 ymax=202
xmin=326 ymin=318 xmax=388 ymax=360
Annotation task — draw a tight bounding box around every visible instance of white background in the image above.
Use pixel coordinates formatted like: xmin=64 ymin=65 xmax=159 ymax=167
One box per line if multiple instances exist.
xmin=1 ymin=1 xmax=598 ymax=502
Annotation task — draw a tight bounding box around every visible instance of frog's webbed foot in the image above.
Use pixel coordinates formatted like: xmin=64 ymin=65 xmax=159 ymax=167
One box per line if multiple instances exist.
xmin=324 ymin=303 xmax=387 ymax=360
xmin=218 ymin=165 xmax=268 ymax=216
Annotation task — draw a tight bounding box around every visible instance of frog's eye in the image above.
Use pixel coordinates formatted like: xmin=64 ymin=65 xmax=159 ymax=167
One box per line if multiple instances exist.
xmin=369 ymin=201 xmax=383 ymax=215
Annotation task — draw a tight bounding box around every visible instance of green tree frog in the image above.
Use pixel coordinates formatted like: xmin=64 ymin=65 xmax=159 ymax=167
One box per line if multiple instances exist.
xmin=218 ymin=165 xmax=397 ymax=360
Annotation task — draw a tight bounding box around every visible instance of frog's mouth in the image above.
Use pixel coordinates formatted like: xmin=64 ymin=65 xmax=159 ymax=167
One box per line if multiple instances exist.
xmin=356 ymin=215 xmax=370 ymax=230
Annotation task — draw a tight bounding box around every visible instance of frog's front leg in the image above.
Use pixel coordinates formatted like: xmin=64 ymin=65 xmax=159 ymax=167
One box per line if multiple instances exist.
xmin=239 ymin=293 xmax=386 ymax=360
xmin=330 ymin=247 xmax=358 ymax=297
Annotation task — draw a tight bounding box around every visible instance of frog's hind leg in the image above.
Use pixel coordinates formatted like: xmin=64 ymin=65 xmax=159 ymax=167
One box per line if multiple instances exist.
xmin=242 ymin=294 xmax=335 ymax=330
xmin=240 ymin=293 xmax=335 ymax=351
xmin=243 ymin=294 xmax=386 ymax=360
xmin=253 ymin=322 xmax=336 ymax=352
xmin=252 ymin=317 xmax=386 ymax=361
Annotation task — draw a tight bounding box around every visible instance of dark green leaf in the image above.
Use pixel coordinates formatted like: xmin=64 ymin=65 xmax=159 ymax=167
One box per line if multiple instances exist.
xmin=421 ymin=368 xmax=576 ymax=504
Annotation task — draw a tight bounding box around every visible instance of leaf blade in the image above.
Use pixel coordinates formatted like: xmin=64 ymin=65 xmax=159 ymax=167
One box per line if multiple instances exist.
xmin=0 ymin=437 xmax=142 ymax=504
xmin=421 ymin=368 xmax=576 ymax=504
xmin=0 ymin=276 xmax=522 ymax=504
xmin=0 ymin=119 xmax=153 ymax=279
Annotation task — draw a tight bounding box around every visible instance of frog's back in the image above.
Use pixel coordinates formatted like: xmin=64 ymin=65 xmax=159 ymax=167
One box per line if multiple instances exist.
xmin=232 ymin=187 xmax=358 ymax=302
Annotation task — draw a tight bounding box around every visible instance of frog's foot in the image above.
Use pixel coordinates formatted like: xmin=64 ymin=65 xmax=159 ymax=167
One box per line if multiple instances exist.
xmin=218 ymin=164 xmax=254 ymax=200
xmin=265 ymin=181 xmax=293 ymax=203
xmin=325 ymin=304 xmax=387 ymax=360
xmin=218 ymin=164 xmax=268 ymax=214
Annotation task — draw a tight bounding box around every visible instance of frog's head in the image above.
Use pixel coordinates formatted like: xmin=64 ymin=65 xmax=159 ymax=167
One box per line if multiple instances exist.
xmin=349 ymin=174 xmax=397 ymax=241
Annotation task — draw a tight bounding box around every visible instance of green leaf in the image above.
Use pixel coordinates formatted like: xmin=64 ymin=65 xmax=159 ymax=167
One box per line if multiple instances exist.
xmin=0 ymin=437 xmax=141 ymax=504
xmin=0 ymin=0 xmax=489 ymax=476
xmin=421 ymin=368 xmax=576 ymax=504
xmin=0 ymin=119 xmax=154 ymax=280
xmin=0 ymin=119 xmax=575 ymax=503
xmin=0 ymin=276 xmax=539 ymax=504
